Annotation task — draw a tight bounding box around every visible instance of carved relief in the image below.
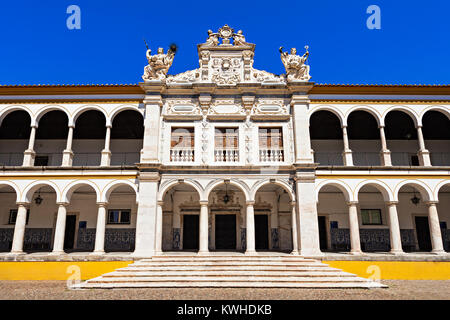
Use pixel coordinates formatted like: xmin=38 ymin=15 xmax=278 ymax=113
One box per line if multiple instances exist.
xmin=164 ymin=99 xmax=201 ymax=117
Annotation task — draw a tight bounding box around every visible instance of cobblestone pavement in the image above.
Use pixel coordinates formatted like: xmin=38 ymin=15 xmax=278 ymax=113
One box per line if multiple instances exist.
xmin=0 ymin=280 xmax=449 ymax=300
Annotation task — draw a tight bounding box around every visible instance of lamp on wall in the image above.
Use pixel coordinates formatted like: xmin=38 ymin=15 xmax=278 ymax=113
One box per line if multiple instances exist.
xmin=410 ymin=188 xmax=420 ymax=206
xmin=223 ymin=182 xmax=230 ymax=204
xmin=35 ymin=189 xmax=43 ymax=206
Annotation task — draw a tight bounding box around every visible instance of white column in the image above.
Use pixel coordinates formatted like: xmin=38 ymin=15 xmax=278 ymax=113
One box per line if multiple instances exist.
xmin=154 ymin=201 xmax=163 ymax=254
xmin=386 ymin=201 xmax=404 ymax=254
xmin=379 ymin=126 xmax=392 ymax=166
xmin=10 ymin=204 xmax=28 ymax=254
xmin=417 ymin=126 xmax=431 ymax=166
xmin=245 ymin=201 xmax=256 ymax=254
xmin=22 ymin=125 xmax=37 ymax=166
xmin=62 ymin=125 xmax=75 ymax=167
xmin=291 ymin=95 xmax=315 ymax=164
xmin=101 ymin=125 xmax=112 ymax=167
xmin=348 ymin=202 xmax=362 ymax=254
xmin=426 ymin=201 xmax=445 ymax=254
xmin=141 ymin=96 xmax=162 ymax=163
xmin=51 ymin=203 xmax=68 ymax=254
xmin=198 ymin=201 xmax=209 ymax=254
xmin=92 ymin=203 xmax=108 ymax=254
xmin=290 ymin=202 xmax=299 ymax=255
xmin=342 ymin=125 xmax=353 ymax=166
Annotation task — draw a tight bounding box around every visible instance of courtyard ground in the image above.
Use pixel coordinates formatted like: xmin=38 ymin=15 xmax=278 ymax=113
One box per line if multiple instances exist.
xmin=0 ymin=280 xmax=449 ymax=300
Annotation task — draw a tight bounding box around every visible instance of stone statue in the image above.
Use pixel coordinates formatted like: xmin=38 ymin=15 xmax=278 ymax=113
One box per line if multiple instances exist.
xmin=279 ymin=46 xmax=311 ymax=81
xmin=233 ymin=30 xmax=248 ymax=46
xmin=204 ymin=30 xmax=219 ymax=46
xmin=142 ymin=46 xmax=176 ymax=81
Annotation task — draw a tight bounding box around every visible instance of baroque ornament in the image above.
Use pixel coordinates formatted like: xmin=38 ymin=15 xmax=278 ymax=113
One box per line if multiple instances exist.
xmin=142 ymin=45 xmax=177 ymax=81
xmin=279 ymin=46 xmax=311 ymax=82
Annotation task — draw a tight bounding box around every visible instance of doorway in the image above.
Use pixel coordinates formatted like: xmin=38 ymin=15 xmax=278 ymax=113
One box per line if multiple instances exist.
xmin=415 ymin=216 xmax=432 ymax=251
xmin=255 ymin=214 xmax=269 ymax=250
xmin=64 ymin=215 xmax=77 ymax=250
xmin=183 ymin=215 xmax=199 ymax=250
xmin=318 ymin=216 xmax=328 ymax=251
xmin=215 ymin=214 xmax=236 ymax=250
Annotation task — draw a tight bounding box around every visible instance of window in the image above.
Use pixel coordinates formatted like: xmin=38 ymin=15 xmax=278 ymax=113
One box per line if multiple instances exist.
xmin=170 ymin=127 xmax=195 ymax=162
xmin=8 ymin=209 xmax=30 ymax=225
xmin=107 ymin=210 xmax=131 ymax=225
xmin=361 ymin=209 xmax=382 ymax=225
xmin=214 ymin=127 xmax=239 ymax=162
xmin=258 ymin=127 xmax=283 ymax=150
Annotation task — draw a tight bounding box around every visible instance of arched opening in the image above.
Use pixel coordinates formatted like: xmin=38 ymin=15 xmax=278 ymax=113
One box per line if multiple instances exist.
xmin=310 ymin=110 xmax=344 ymax=166
xmin=422 ymin=111 xmax=450 ymax=166
xmin=161 ymin=183 xmax=202 ymax=252
xmin=207 ymin=182 xmax=247 ymax=251
xmin=317 ymin=184 xmax=350 ymax=252
xmin=348 ymin=111 xmax=381 ymax=166
xmin=357 ymin=184 xmax=391 ymax=252
xmin=64 ymin=184 xmax=99 ymax=252
xmin=35 ymin=111 xmax=68 ymax=166
xmin=437 ymin=184 xmax=450 ymax=252
xmin=0 ymin=111 xmax=31 ymax=166
xmin=0 ymin=185 xmax=19 ymax=252
xmin=104 ymin=184 xmax=137 ymax=252
xmin=385 ymin=111 xmax=419 ymax=166
xmin=73 ymin=110 xmax=106 ymax=166
xmin=397 ymin=184 xmax=440 ymax=252
xmin=253 ymin=183 xmax=294 ymax=252
xmin=110 ymin=110 xmax=144 ymax=166
xmin=25 ymin=185 xmax=58 ymax=253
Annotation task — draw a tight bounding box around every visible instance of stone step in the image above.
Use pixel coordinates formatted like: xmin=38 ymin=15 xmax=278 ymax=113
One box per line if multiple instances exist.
xmin=86 ymin=276 xmax=369 ymax=283
xmin=73 ymin=281 xmax=384 ymax=289
xmin=104 ymin=271 xmax=355 ymax=277
xmin=117 ymin=266 xmax=338 ymax=272
xmin=132 ymin=261 xmax=327 ymax=267
xmin=142 ymin=257 xmax=317 ymax=262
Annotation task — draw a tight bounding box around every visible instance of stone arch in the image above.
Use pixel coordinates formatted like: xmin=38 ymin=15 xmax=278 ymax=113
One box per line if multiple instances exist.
xmin=315 ymin=180 xmax=354 ymax=202
xmin=250 ymin=179 xmax=295 ymax=201
xmin=420 ymin=106 xmax=450 ymax=123
xmin=394 ymin=180 xmax=434 ymax=202
xmin=102 ymin=180 xmax=139 ymax=203
xmin=21 ymin=180 xmax=61 ymax=203
xmin=309 ymin=106 xmax=345 ymax=126
xmin=382 ymin=106 xmax=420 ymax=127
xmin=345 ymin=105 xmax=382 ymax=127
xmin=204 ymin=178 xmax=250 ymax=202
xmin=61 ymin=180 xmax=102 ymax=203
xmin=158 ymin=179 xmax=204 ymax=202
xmin=434 ymin=181 xmax=450 ymax=201
xmin=71 ymin=105 xmax=109 ymax=127
xmin=0 ymin=181 xmax=21 ymax=203
xmin=110 ymin=105 xmax=144 ymax=123
xmin=0 ymin=105 xmax=33 ymax=127
xmin=354 ymin=180 xmax=394 ymax=202
xmin=35 ymin=105 xmax=71 ymax=126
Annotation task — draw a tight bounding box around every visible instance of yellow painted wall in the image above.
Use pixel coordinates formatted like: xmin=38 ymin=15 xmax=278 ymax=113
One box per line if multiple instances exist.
xmin=324 ymin=261 xmax=450 ymax=280
xmin=0 ymin=261 xmax=132 ymax=280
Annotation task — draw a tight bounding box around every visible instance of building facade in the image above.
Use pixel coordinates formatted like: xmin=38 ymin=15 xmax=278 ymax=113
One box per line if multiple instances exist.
xmin=0 ymin=26 xmax=449 ymax=258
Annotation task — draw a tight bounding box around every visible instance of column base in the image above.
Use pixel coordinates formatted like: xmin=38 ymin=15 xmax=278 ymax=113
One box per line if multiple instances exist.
xmin=389 ymin=250 xmax=405 ymax=255
xmin=197 ymin=250 xmax=210 ymax=256
xmin=245 ymin=250 xmax=257 ymax=255
xmin=49 ymin=251 xmax=66 ymax=256
xmin=131 ymin=251 xmax=154 ymax=259
xmin=22 ymin=150 xmax=36 ymax=167
xmin=380 ymin=150 xmax=392 ymax=166
xmin=290 ymin=250 xmax=299 ymax=256
xmin=7 ymin=251 xmax=26 ymax=256
xmin=61 ymin=150 xmax=74 ymax=167
xmin=89 ymin=251 xmax=105 ymax=256
xmin=349 ymin=250 xmax=363 ymax=255
xmin=342 ymin=150 xmax=353 ymax=166
xmin=100 ymin=150 xmax=111 ymax=167
xmin=418 ymin=149 xmax=432 ymax=166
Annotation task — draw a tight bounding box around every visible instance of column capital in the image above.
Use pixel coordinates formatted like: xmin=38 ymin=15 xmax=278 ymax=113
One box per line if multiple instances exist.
xmin=199 ymin=200 xmax=209 ymax=206
xmin=96 ymin=202 xmax=108 ymax=208
xmin=425 ymin=201 xmax=439 ymax=206
xmin=347 ymin=201 xmax=358 ymax=206
xmin=290 ymin=201 xmax=297 ymax=207
xmin=16 ymin=202 xmax=29 ymax=208
xmin=157 ymin=200 xmax=165 ymax=206
xmin=385 ymin=201 xmax=399 ymax=206
xmin=246 ymin=200 xmax=255 ymax=206
xmin=56 ymin=202 xmax=69 ymax=207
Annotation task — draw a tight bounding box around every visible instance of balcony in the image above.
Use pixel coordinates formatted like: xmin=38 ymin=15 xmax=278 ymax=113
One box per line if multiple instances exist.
xmin=215 ymin=148 xmax=239 ymax=163
xmin=259 ymin=148 xmax=284 ymax=163
xmin=170 ymin=148 xmax=195 ymax=163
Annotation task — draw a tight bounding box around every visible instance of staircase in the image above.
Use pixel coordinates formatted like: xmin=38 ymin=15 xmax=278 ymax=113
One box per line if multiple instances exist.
xmin=71 ymin=254 xmax=386 ymax=289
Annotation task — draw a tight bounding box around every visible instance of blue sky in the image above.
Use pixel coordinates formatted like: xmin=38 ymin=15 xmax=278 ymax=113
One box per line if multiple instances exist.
xmin=0 ymin=0 xmax=448 ymax=85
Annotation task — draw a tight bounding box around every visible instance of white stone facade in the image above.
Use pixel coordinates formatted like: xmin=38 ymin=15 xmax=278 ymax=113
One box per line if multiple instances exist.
xmin=0 ymin=26 xmax=449 ymax=258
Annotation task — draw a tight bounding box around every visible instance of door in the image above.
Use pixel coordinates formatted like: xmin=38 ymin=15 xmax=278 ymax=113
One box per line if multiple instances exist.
xmin=415 ymin=216 xmax=432 ymax=251
xmin=318 ymin=216 xmax=328 ymax=251
xmin=215 ymin=214 xmax=236 ymax=250
xmin=183 ymin=215 xmax=199 ymax=250
xmin=255 ymin=215 xmax=269 ymax=250
xmin=63 ymin=215 xmax=77 ymax=250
